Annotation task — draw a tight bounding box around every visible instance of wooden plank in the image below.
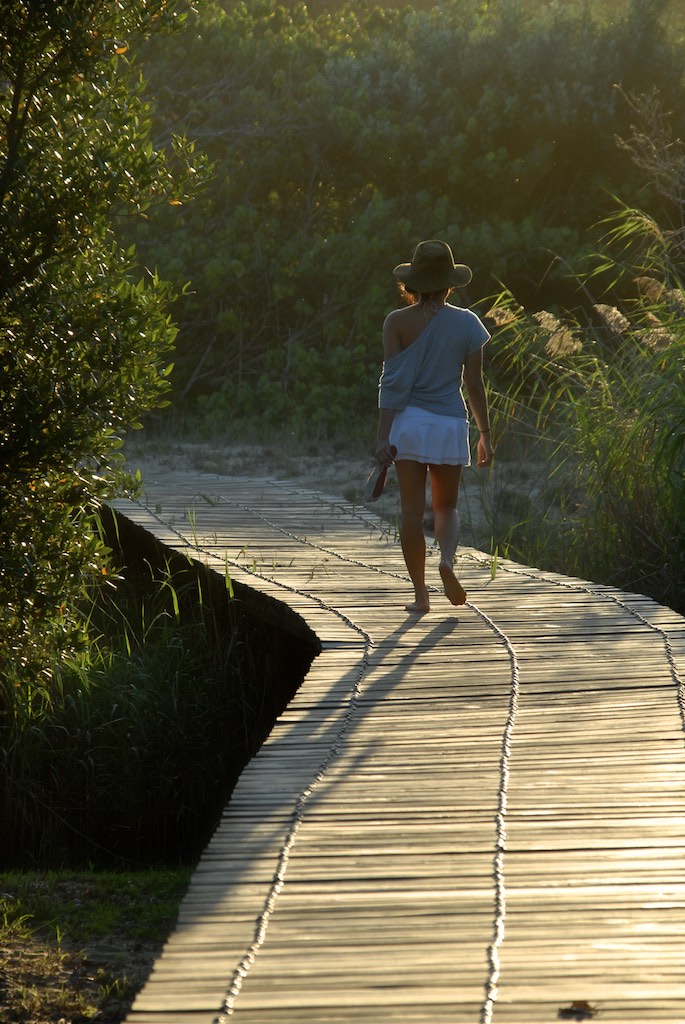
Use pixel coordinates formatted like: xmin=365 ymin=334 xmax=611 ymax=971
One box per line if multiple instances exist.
xmin=114 ymin=473 xmax=685 ymax=1024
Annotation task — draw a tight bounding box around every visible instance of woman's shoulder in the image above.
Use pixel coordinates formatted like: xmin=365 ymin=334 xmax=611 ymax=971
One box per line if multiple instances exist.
xmin=444 ymin=303 xmax=490 ymax=333
xmin=444 ymin=302 xmax=474 ymax=317
xmin=383 ymin=304 xmax=425 ymax=358
xmin=384 ymin=305 xmax=416 ymax=325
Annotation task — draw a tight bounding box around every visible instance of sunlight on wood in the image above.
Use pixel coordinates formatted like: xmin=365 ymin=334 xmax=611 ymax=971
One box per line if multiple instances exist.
xmin=113 ymin=470 xmax=685 ymax=1024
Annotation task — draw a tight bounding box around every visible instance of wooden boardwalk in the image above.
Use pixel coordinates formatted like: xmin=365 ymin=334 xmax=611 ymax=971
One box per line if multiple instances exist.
xmin=113 ymin=470 xmax=685 ymax=1024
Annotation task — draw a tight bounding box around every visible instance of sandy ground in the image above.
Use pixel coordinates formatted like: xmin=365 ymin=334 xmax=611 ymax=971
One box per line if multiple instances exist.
xmin=122 ymin=434 xmax=504 ymax=553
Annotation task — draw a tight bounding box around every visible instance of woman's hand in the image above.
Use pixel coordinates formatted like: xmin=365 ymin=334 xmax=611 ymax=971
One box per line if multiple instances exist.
xmin=477 ymin=432 xmax=495 ymax=468
xmin=375 ymin=440 xmax=397 ymax=468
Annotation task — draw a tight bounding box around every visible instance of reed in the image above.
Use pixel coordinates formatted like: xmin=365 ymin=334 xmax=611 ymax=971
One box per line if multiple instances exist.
xmin=482 ymin=208 xmax=684 ymax=612
xmin=0 ymin=564 xmax=281 ymax=868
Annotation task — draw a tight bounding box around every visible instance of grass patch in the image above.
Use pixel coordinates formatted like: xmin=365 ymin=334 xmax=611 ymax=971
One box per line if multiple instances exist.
xmin=0 ymin=867 xmax=191 ymax=1023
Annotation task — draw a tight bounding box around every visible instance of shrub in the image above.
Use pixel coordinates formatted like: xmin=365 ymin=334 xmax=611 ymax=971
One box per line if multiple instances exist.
xmin=0 ymin=1 xmax=209 ymax=692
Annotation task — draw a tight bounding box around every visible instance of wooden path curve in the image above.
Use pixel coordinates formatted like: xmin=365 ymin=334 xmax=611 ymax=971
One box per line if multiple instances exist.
xmin=113 ymin=470 xmax=685 ymax=1024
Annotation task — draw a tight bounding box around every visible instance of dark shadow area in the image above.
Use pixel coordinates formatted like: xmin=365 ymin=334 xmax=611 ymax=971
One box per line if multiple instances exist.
xmin=0 ymin=508 xmax=320 ymax=869
xmin=96 ymin=506 xmax=322 ymax=865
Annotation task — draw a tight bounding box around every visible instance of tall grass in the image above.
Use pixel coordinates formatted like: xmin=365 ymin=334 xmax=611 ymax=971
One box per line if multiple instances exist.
xmin=482 ymin=136 xmax=685 ymax=611
xmin=0 ymin=555 xmax=314 ymax=868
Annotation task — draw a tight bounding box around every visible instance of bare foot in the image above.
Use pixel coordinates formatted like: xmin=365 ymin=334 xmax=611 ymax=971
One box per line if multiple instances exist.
xmin=405 ymin=587 xmax=430 ymax=613
xmin=439 ymin=562 xmax=467 ymax=606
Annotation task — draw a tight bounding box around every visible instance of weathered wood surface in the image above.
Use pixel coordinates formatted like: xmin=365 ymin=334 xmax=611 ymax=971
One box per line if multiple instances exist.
xmin=113 ymin=471 xmax=685 ymax=1024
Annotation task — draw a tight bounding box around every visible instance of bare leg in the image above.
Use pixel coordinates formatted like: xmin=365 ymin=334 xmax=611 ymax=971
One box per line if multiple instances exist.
xmin=395 ymin=460 xmax=430 ymax=612
xmin=429 ymin=463 xmax=467 ymax=606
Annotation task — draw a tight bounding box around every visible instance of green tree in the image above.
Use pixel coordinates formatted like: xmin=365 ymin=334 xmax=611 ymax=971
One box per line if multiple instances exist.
xmin=0 ymin=0 xmax=207 ymax=692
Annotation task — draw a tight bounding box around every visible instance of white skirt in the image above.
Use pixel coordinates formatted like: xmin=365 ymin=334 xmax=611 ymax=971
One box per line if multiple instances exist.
xmin=389 ymin=406 xmax=471 ymax=466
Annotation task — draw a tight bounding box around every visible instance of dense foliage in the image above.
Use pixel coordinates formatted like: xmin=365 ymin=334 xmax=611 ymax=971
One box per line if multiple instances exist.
xmin=131 ymin=0 xmax=684 ymax=435
xmin=482 ymin=92 xmax=685 ymax=610
xmin=0 ymin=1 xmax=208 ymax=690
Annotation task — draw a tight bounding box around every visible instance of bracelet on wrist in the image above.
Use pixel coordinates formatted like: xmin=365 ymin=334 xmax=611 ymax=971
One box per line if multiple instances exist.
xmin=479 ymin=427 xmax=491 ymax=433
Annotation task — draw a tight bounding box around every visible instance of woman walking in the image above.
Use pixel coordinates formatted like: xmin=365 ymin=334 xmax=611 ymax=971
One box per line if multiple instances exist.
xmin=375 ymin=239 xmax=494 ymax=613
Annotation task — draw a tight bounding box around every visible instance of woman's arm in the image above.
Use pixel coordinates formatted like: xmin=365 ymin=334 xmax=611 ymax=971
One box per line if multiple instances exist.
xmin=463 ymin=348 xmax=495 ymax=468
xmin=373 ymin=311 xmax=405 ymax=466
xmin=375 ymin=406 xmax=396 ymax=466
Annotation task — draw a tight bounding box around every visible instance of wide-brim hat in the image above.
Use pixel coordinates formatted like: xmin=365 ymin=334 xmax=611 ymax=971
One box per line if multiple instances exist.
xmin=393 ymin=239 xmax=472 ymax=292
